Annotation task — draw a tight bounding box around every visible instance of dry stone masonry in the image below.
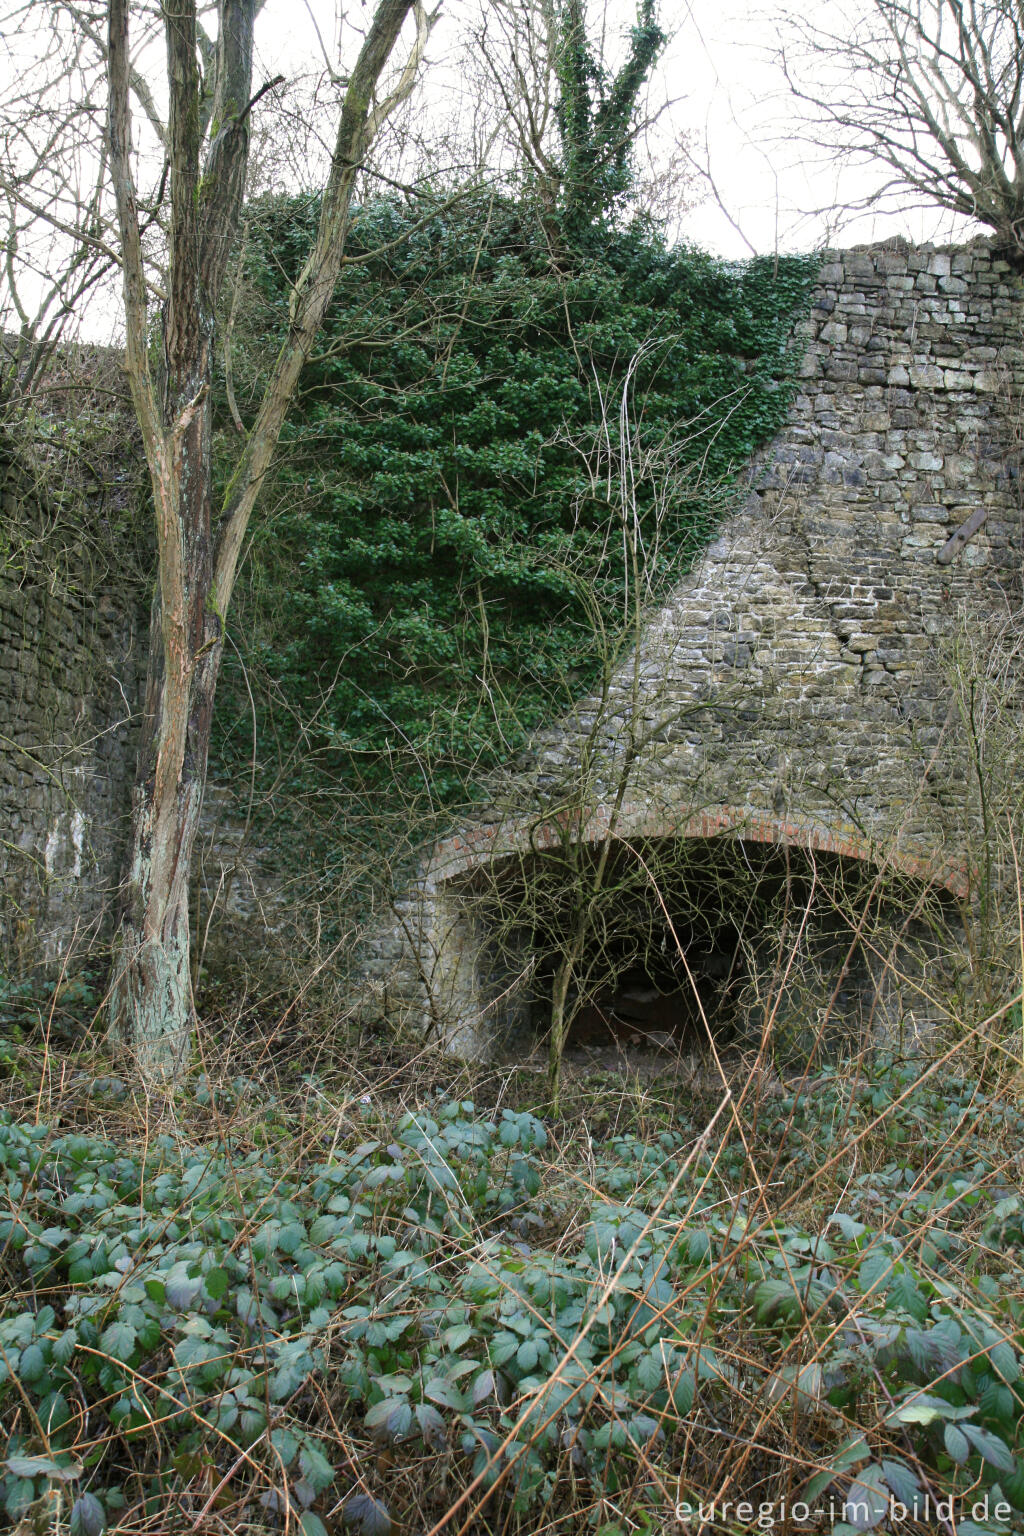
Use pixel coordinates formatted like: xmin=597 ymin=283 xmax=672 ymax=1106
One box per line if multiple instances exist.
xmin=0 ymin=465 xmax=142 ymax=972
xmin=376 ymin=239 xmax=1024 ymax=1056
xmin=2 ymin=240 xmax=1022 ymax=1041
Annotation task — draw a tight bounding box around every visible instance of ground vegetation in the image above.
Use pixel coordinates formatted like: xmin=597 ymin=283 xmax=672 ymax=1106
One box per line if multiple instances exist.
xmin=1 ymin=1009 xmax=1024 ymax=1534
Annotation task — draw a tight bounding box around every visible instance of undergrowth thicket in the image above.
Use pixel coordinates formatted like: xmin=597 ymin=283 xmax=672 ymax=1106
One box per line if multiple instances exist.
xmin=2 ymin=1034 xmax=1024 ymax=1535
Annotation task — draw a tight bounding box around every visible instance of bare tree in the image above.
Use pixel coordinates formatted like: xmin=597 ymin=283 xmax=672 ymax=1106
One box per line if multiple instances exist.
xmin=111 ymin=0 xmax=434 ymax=1078
xmin=781 ymin=0 xmax=1024 ymax=252
xmin=456 ymin=0 xmax=670 ymax=226
xmin=0 ymin=5 xmax=124 ymax=390
xmin=1 ymin=0 xmax=432 ymax=1077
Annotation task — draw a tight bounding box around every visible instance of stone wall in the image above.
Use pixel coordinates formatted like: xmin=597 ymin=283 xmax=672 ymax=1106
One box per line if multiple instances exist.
xmin=0 ymin=432 xmax=293 ymax=983
xmin=3 ymin=239 xmax=1022 ymax=1028
xmin=376 ymin=239 xmax=1024 ymax=1056
xmin=0 ymin=460 xmax=144 ymax=974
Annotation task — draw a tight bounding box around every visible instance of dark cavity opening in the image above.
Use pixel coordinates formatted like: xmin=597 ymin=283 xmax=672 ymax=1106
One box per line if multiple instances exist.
xmin=455 ymin=834 xmax=955 ymax=1062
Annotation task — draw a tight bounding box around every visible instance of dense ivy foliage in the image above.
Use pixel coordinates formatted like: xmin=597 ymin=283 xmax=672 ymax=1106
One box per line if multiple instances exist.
xmin=554 ymin=0 xmax=667 ymax=239
xmin=2 ymin=1060 xmax=1024 ymax=1532
xmin=216 ymin=194 xmax=817 ymax=809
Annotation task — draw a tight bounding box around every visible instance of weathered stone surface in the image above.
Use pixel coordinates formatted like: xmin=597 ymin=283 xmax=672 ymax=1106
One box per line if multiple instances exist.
xmin=5 ymin=239 xmax=1023 ymax=1033
xmin=372 ymin=239 xmax=1024 ymax=1057
xmin=0 ymin=466 xmax=143 ymax=970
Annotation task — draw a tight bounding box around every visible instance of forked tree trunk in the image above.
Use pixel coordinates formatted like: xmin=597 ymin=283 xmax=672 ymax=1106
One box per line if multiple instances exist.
xmin=104 ymin=0 xmax=424 ymax=1080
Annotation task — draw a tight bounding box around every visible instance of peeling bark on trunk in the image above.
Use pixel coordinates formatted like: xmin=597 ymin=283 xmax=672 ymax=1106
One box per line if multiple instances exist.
xmin=109 ymin=476 xmax=223 ymax=1079
xmin=107 ymin=372 xmax=224 ymax=1078
xmin=104 ymin=0 xmax=425 ymax=1080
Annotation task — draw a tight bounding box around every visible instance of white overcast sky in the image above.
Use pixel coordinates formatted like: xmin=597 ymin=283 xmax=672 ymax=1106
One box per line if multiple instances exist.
xmin=0 ymin=0 xmax=983 ymax=344
xmin=249 ymin=0 xmax=976 ymax=261
xmin=660 ymin=0 xmax=970 ymax=256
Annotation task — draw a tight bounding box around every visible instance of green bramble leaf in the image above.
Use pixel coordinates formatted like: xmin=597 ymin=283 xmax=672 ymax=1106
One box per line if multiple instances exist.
xmin=843 ymin=1466 xmax=890 ymax=1530
xmin=100 ymin=1320 xmax=136 ymax=1365
xmin=366 ymin=1396 xmax=413 ymax=1440
xmin=204 ymin=1267 xmax=230 ymax=1301
xmin=889 ymin=1394 xmax=975 ymax=1426
xmin=17 ymin=1343 xmax=46 ymax=1382
xmin=960 ymin=1424 xmax=1016 ymax=1473
xmin=415 ymin=1402 xmax=446 ymax=1446
xmin=944 ymin=1424 xmax=970 ymax=1463
xmin=6 ymin=1455 xmax=81 ymax=1482
xmin=343 ymin=1493 xmax=393 ymax=1536
xmin=52 ymin=1328 xmax=77 ymax=1366
xmin=70 ymin=1493 xmax=107 ymax=1536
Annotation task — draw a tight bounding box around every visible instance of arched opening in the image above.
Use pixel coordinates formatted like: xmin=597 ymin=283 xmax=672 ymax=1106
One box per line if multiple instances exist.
xmin=446 ymin=830 xmax=959 ymax=1065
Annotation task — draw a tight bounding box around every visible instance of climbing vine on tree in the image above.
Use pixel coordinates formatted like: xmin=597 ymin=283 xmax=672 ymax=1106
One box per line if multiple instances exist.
xmin=213 ymin=195 xmax=817 ymax=820
xmin=555 ymin=0 xmax=666 ymax=239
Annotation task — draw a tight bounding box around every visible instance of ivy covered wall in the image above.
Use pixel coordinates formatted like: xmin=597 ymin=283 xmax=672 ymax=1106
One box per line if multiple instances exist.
xmin=214 ymin=194 xmax=818 ymax=823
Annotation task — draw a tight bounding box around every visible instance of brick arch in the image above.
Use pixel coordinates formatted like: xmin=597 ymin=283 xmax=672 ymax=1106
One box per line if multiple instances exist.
xmin=431 ymin=801 xmax=970 ymax=899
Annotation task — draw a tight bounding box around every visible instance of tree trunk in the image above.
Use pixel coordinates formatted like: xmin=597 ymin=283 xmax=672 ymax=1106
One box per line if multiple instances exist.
xmin=105 ymin=0 xmax=233 ymax=1080
xmin=108 ymin=769 xmax=201 ymax=1080
xmin=548 ymin=913 xmax=588 ymax=1113
xmin=109 ymin=380 xmax=222 ymax=1080
xmin=110 ymin=596 xmax=222 ymax=1077
xmin=547 ymin=949 xmax=576 ymax=1113
xmin=104 ymin=0 xmax=424 ymax=1080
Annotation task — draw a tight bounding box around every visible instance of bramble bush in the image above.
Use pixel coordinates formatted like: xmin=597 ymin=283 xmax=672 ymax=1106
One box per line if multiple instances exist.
xmin=2 ymin=1057 xmax=1024 ymax=1532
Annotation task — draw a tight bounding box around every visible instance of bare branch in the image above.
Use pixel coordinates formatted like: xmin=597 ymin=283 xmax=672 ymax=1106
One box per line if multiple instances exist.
xmin=213 ymin=0 xmax=423 ymax=610
xmin=106 ymin=0 xmax=160 ymax=449
xmin=780 ymin=0 xmax=1024 ymax=251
